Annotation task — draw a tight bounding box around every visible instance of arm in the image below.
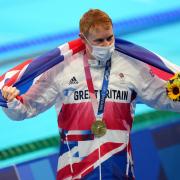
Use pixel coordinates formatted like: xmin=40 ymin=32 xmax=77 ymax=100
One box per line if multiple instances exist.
xmin=135 ymin=64 xmax=180 ymax=112
xmin=2 ymin=68 xmax=60 ymax=120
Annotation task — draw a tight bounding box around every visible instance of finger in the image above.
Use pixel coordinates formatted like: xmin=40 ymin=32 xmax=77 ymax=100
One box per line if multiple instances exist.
xmin=1 ymin=86 xmax=7 ymax=95
xmin=15 ymin=89 xmax=20 ymax=96
xmin=10 ymin=87 xmax=16 ymax=94
xmin=8 ymin=89 xmax=20 ymax=102
xmin=2 ymin=86 xmax=9 ymax=99
xmin=6 ymin=87 xmax=16 ymax=100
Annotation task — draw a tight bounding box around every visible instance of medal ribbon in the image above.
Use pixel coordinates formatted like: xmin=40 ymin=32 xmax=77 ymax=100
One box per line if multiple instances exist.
xmin=83 ymin=54 xmax=111 ymax=119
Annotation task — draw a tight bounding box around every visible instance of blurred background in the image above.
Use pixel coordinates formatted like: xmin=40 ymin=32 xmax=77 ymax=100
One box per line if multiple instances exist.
xmin=0 ymin=0 xmax=180 ymax=179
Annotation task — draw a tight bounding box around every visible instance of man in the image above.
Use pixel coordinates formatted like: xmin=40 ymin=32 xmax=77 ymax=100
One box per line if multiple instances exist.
xmin=1 ymin=9 xmax=180 ymax=180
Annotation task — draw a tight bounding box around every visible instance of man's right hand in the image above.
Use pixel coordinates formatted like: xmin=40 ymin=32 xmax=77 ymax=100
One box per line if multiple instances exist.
xmin=1 ymin=86 xmax=20 ymax=102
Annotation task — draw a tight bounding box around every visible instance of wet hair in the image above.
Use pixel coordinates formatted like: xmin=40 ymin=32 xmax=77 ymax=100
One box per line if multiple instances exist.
xmin=80 ymin=9 xmax=112 ymax=37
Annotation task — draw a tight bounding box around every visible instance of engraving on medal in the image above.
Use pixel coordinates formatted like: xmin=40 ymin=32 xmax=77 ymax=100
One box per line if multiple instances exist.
xmin=91 ymin=120 xmax=107 ymax=138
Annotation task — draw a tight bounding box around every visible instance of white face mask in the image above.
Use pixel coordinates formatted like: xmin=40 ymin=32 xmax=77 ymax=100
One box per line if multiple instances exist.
xmin=82 ymin=34 xmax=115 ymax=62
xmin=91 ymin=43 xmax=115 ymax=62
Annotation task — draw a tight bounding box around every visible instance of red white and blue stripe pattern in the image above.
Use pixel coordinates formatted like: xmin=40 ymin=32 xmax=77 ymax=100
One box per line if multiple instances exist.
xmin=0 ymin=39 xmax=85 ymax=107
xmin=0 ymin=38 xmax=179 ymax=108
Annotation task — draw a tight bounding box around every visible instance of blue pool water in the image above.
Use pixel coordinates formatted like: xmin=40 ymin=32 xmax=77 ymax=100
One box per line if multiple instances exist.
xmin=0 ymin=0 xmax=180 ymax=167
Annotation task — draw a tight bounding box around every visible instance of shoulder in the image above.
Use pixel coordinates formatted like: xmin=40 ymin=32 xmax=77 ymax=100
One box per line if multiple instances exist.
xmin=45 ymin=51 xmax=83 ymax=73
xmin=112 ymin=50 xmax=156 ymax=84
xmin=112 ymin=50 xmax=151 ymax=73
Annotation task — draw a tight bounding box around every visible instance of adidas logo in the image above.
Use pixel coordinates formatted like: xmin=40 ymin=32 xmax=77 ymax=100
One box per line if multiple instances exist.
xmin=69 ymin=76 xmax=79 ymax=85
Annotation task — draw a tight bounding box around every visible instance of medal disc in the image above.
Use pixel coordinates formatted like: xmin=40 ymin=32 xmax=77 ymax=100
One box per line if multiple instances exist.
xmin=91 ymin=120 xmax=107 ymax=138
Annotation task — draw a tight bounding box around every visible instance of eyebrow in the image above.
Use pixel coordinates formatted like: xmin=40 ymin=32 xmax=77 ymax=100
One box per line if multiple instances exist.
xmin=94 ymin=35 xmax=114 ymax=42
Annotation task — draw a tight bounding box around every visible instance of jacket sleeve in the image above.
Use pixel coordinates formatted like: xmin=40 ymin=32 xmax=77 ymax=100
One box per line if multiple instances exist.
xmin=2 ymin=67 xmax=60 ymax=120
xmin=135 ymin=64 xmax=180 ymax=112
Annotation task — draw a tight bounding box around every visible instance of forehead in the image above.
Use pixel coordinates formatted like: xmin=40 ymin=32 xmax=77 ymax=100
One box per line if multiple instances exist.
xmin=87 ymin=24 xmax=113 ymax=40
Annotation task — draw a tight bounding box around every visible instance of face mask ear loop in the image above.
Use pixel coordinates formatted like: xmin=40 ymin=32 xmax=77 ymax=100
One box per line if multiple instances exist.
xmin=81 ymin=33 xmax=92 ymax=47
xmin=81 ymin=33 xmax=94 ymax=59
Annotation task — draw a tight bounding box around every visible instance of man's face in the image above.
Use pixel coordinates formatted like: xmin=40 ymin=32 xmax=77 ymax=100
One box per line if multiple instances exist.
xmin=87 ymin=25 xmax=114 ymax=46
xmin=83 ymin=24 xmax=114 ymax=58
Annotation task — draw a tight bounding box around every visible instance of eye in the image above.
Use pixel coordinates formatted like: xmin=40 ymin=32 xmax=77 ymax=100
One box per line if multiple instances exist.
xmin=107 ymin=35 xmax=113 ymax=41
xmin=95 ymin=39 xmax=104 ymax=43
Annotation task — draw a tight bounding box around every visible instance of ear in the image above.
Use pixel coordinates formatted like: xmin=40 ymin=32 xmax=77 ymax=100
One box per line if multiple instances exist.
xmin=79 ymin=33 xmax=83 ymax=39
xmin=79 ymin=33 xmax=85 ymax=43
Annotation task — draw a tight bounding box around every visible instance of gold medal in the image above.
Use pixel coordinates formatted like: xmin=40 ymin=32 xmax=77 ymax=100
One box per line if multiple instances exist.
xmin=91 ymin=119 xmax=107 ymax=138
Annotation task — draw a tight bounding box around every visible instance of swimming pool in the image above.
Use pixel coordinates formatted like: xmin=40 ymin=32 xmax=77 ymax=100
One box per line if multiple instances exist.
xmin=0 ymin=0 xmax=180 ymax=169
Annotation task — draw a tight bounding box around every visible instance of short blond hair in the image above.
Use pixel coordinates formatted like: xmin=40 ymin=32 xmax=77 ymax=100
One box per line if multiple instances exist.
xmin=80 ymin=9 xmax=112 ymax=36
